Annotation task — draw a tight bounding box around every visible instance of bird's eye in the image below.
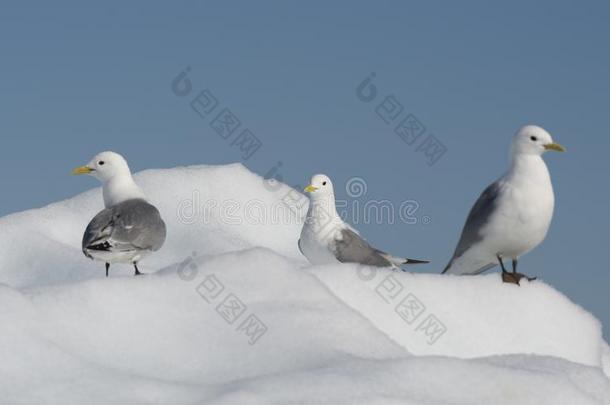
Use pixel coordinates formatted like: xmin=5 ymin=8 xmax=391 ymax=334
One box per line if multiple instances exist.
xmin=322 ymin=181 xmax=327 ymax=186
xmin=98 ymin=161 xmax=105 ymax=166
xmin=530 ymin=136 xmax=537 ymax=142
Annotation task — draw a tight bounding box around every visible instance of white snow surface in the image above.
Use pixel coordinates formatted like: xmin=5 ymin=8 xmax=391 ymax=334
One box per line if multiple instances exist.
xmin=0 ymin=163 xmax=609 ymax=405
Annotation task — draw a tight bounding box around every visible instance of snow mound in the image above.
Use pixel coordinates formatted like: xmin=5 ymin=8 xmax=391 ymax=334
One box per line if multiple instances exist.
xmin=0 ymin=163 xmax=608 ymax=404
xmin=0 ymin=164 xmax=301 ymax=287
xmin=310 ymin=264 xmax=603 ymax=367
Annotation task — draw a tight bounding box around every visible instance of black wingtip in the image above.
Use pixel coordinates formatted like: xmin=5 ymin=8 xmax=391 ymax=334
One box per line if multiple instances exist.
xmin=404 ymin=258 xmax=430 ymax=265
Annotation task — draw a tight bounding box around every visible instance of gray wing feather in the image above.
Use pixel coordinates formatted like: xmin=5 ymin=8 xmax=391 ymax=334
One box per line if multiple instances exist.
xmin=443 ymin=181 xmax=502 ymax=273
xmin=332 ymin=228 xmax=393 ymax=267
xmin=82 ymin=199 xmax=166 ymax=257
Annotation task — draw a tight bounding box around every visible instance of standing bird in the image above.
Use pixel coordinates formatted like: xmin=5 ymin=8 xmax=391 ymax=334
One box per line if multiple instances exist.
xmin=298 ymin=174 xmax=428 ymax=269
xmin=443 ymin=125 xmax=565 ymax=284
xmin=73 ymin=151 xmax=166 ymax=277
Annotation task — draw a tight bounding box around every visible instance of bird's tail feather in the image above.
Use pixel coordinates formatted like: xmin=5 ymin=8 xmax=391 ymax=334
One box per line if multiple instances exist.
xmin=382 ymin=253 xmax=429 ymax=266
xmin=402 ymin=258 xmax=430 ymax=265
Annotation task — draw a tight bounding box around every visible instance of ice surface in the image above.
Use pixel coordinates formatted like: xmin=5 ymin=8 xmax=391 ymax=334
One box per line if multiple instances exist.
xmin=310 ymin=264 xmax=603 ymax=366
xmin=0 ymin=163 xmax=608 ymax=404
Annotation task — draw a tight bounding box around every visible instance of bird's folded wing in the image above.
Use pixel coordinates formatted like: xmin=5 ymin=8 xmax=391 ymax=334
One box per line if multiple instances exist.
xmin=331 ymin=228 xmax=392 ymax=267
xmin=82 ymin=200 xmax=166 ymax=254
xmin=444 ymin=180 xmax=503 ymax=272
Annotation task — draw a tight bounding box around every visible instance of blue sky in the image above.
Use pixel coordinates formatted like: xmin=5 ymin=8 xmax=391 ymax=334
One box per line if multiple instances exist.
xmin=1 ymin=1 xmax=609 ymax=336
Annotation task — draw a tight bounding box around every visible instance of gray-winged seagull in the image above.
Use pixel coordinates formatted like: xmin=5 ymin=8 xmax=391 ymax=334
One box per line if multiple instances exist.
xmin=73 ymin=151 xmax=166 ymax=277
xmin=443 ymin=125 xmax=565 ymax=284
xmin=298 ymin=174 xmax=428 ymax=269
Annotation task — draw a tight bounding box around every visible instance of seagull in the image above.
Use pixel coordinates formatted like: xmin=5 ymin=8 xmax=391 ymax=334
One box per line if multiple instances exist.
xmin=298 ymin=174 xmax=428 ymax=269
xmin=442 ymin=125 xmax=565 ymax=284
xmin=73 ymin=151 xmax=166 ymax=277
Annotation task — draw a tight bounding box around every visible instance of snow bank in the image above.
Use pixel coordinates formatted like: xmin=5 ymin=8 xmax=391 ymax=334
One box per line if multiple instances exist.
xmin=0 ymin=163 xmax=608 ymax=404
xmin=0 ymin=250 xmax=403 ymax=403
xmin=310 ymin=264 xmax=603 ymax=367
xmin=1 ymin=249 xmax=608 ymax=404
xmin=0 ymin=164 xmax=302 ymax=287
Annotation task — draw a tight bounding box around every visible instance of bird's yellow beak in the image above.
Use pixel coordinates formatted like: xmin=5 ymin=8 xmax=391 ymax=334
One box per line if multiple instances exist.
xmin=304 ymin=185 xmax=318 ymax=193
xmin=544 ymin=142 xmax=566 ymax=152
xmin=72 ymin=165 xmax=93 ymax=175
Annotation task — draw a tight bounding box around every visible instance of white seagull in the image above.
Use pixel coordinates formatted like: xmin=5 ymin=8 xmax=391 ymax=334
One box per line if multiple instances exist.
xmin=443 ymin=125 xmax=565 ymax=284
xmin=73 ymin=151 xmax=166 ymax=277
xmin=298 ymin=174 xmax=428 ymax=269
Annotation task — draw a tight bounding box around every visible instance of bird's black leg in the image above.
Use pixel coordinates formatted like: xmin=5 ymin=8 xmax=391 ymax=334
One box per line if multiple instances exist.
xmin=501 ymin=257 xmax=536 ymax=285
xmin=510 ymin=258 xmax=537 ymax=283
xmin=134 ymin=263 xmax=142 ymax=276
xmin=105 ymin=263 xmax=110 ymax=278
xmin=497 ymin=255 xmax=508 ymax=273
xmin=499 ymin=255 xmax=520 ymax=284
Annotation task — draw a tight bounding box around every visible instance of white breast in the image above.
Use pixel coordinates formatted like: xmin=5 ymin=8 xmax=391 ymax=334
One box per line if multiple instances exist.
xmin=483 ymin=156 xmax=555 ymax=259
xmin=299 ymin=203 xmax=344 ymax=265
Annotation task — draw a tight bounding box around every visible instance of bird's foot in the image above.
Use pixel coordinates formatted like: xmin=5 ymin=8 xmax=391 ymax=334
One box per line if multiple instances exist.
xmin=502 ymin=271 xmax=536 ymax=285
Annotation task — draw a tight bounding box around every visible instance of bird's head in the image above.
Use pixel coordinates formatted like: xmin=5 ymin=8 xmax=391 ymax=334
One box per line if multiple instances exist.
xmin=72 ymin=151 xmax=132 ymax=183
xmin=511 ymin=125 xmax=566 ymax=157
xmin=304 ymin=174 xmax=335 ymax=200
